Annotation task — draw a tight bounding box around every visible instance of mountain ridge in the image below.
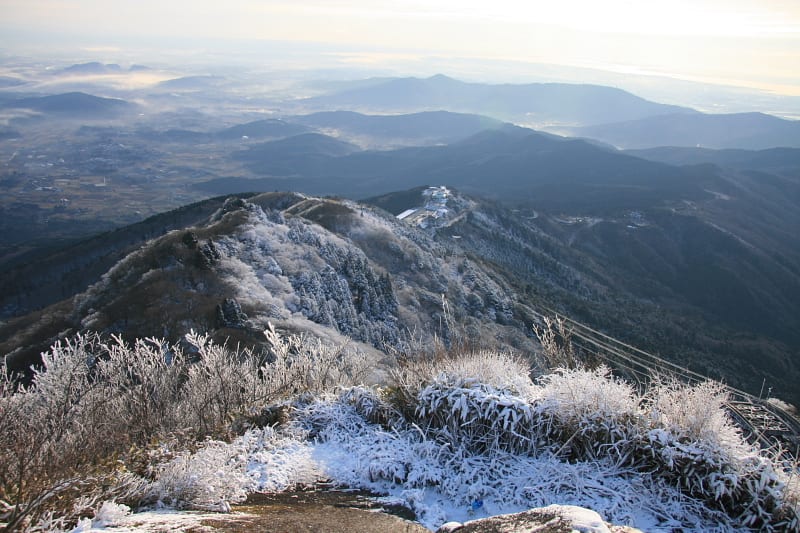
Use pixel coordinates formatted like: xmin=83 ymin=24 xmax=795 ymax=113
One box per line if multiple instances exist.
xmin=0 ymin=192 xmax=535 ymax=384
xmin=303 ymin=74 xmax=696 ymax=126
xmin=289 ymin=110 xmax=505 ymax=147
xmin=204 ymin=125 xmax=722 ymax=213
xmin=570 ymin=111 xmax=800 ymax=149
xmin=1 ymin=91 xmax=138 ymax=118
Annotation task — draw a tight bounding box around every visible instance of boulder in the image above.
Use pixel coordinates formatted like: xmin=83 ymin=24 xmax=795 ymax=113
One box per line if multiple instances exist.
xmin=435 ymin=505 xmax=643 ymax=533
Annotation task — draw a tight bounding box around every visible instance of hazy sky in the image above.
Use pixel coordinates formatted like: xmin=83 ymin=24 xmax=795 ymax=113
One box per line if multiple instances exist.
xmin=2 ymin=0 xmax=800 ymax=95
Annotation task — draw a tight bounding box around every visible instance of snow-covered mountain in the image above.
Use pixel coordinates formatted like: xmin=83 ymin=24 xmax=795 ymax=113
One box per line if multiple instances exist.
xmin=3 ymin=185 xmax=800 ymax=406
xmin=1 ymin=192 xmax=539 ymax=381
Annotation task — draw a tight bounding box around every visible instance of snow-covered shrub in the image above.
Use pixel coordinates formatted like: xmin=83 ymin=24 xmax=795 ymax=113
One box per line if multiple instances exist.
xmin=4 ymin=328 xmax=799 ymax=531
xmin=69 ymin=500 xmax=133 ymax=532
xmin=532 ymin=315 xmax=579 ymax=369
xmin=644 ymin=379 xmax=737 ymax=444
xmin=781 ymin=477 xmax=800 ymax=531
xmin=390 ymin=362 xmax=587 ymax=459
xmin=640 ymin=427 xmax=799 ymax=530
xmin=298 ymin=399 xmax=425 ymax=487
xmin=0 ymin=326 xmax=367 ymax=530
xmin=94 ymin=334 xmax=186 ymax=443
xmin=635 ymin=379 xmax=799 ymax=530
xmin=144 ymin=438 xmax=253 ymax=511
xmin=389 ymin=349 xmax=533 ymax=418
xmin=94 ymin=324 xmax=369 ymax=439
xmin=383 ymin=350 xmax=800 ymax=531
xmin=0 ymin=333 xmax=146 ymax=531
xmin=433 ymin=351 xmax=535 ymax=395
xmin=339 ymin=386 xmax=403 ymax=428
xmin=241 ymin=426 xmax=320 ymax=492
xmin=293 ymin=394 xmax=738 ymax=531
xmin=766 ymin=396 xmax=798 ymax=417
xmin=179 ymin=330 xmax=266 ymax=436
xmin=535 ymin=366 xmax=640 ymax=461
xmin=70 ymin=500 xmax=132 ymax=532
xmin=415 ymin=377 xmax=541 ymax=454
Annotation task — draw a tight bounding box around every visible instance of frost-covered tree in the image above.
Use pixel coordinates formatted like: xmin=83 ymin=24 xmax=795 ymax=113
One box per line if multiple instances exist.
xmin=0 ymin=326 xmax=368 ymax=530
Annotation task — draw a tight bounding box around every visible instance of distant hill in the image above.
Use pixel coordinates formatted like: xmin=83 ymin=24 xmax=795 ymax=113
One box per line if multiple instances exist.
xmin=303 ymin=74 xmax=696 ymax=126
xmin=290 ymin=110 xmax=505 ymax=146
xmin=217 ymin=125 xmax=720 ymax=213
xmin=233 ymin=133 xmax=361 ymax=176
xmin=570 ymin=112 xmax=800 ymax=150
xmin=0 ymin=76 xmax=25 ymax=88
xmin=155 ymin=75 xmax=226 ymax=90
xmin=0 ymin=127 xmax=20 ymax=140
xmin=1 ymin=92 xmax=137 ymax=118
xmin=132 ymin=119 xmax=311 ymax=144
xmin=626 ymin=145 xmax=800 ymax=172
xmin=135 ymin=128 xmax=213 ymax=143
xmin=60 ymin=62 xmax=123 ymax=75
xmin=216 ymin=119 xmax=310 ymax=140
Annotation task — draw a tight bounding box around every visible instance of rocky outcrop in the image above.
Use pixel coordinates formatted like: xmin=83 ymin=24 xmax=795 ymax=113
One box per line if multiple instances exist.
xmin=198 ymin=239 xmax=222 ymax=269
xmin=216 ymin=298 xmax=250 ymax=329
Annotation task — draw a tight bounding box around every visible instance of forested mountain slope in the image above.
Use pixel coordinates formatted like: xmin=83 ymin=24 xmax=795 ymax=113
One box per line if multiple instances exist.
xmin=0 ymin=193 xmax=537 ymax=383
xmin=3 ymin=186 xmax=799 ymax=405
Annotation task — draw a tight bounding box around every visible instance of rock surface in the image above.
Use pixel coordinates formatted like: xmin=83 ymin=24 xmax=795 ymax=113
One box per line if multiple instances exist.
xmin=435 ymin=504 xmax=643 ymax=533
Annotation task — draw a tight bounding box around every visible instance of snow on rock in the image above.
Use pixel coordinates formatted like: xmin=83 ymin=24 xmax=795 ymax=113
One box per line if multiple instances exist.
xmin=70 ymin=501 xmax=134 ymax=531
xmin=89 ymin=502 xmax=131 ymax=527
xmin=434 ymin=505 xmax=637 ymax=533
xmin=71 ymin=509 xmax=257 ymax=532
xmin=539 ymin=504 xmax=611 ymax=532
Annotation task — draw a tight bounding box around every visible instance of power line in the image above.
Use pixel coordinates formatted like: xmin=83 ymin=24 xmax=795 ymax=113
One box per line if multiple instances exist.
xmin=528 ymin=304 xmax=800 ymax=457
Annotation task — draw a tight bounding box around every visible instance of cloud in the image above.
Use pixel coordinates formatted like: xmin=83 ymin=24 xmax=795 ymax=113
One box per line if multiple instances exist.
xmin=1 ymin=0 xmax=798 ymax=96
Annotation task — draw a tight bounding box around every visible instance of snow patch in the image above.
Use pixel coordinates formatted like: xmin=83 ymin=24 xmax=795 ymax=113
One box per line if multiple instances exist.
xmin=72 ymin=509 xmax=256 ymax=532
xmin=243 ymin=427 xmax=323 ymax=491
xmin=539 ymin=504 xmax=611 ymax=533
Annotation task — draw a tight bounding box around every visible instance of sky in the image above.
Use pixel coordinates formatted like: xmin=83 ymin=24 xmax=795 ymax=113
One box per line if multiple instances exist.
xmin=2 ymin=0 xmax=799 ymax=96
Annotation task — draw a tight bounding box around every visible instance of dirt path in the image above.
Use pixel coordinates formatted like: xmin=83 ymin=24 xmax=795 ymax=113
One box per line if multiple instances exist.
xmin=197 ymin=491 xmax=430 ymax=533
